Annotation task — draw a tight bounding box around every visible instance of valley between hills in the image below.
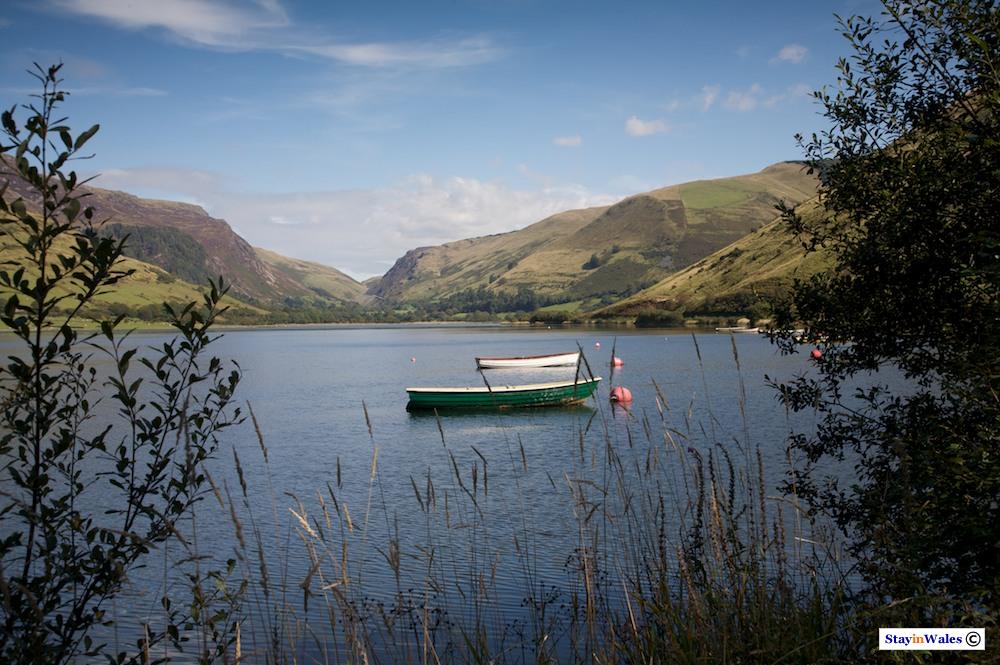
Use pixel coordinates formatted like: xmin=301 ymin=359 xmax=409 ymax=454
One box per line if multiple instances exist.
xmin=1 ymin=160 xmax=825 ymax=326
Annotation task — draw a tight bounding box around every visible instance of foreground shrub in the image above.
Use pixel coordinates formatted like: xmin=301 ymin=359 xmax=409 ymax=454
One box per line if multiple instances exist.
xmin=0 ymin=64 xmax=242 ymax=664
xmin=775 ymin=0 xmax=1000 ymax=643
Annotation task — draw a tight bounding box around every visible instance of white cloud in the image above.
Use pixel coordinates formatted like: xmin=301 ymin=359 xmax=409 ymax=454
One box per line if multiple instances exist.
xmin=294 ymin=36 xmax=501 ymax=68
xmin=0 ymin=51 xmax=165 ymax=97
xmin=517 ymin=163 xmax=554 ymax=188
xmin=50 ymin=0 xmax=289 ymax=45
xmin=47 ymin=0 xmax=503 ymax=69
xmin=75 ymin=85 xmax=168 ymax=97
xmin=625 ymin=115 xmax=668 ymax=137
xmin=773 ymin=43 xmax=808 ymax=64
xmin=92 ymin=167 xmax=616 ymax=279
xmin=788 ymin=83 xmax=813 ymax=99
xmin=761 ymin=84 xmax=815 ymax=109
xmin=0 ymin=83 xmax=168 ymax=98
xmin=552 ymin=135 xmax=582 ymax=147
xmin=700 ymin=84 xmax=720 ymax=111
xmin=269 ymin=215 xmax=307 ymax=226
xmin=661 ymin=85 xmax=719 ymax=114
xmin=660 ymin=83 xmax=813 ymax=114
xmin=724 ymin=84 xmax=763 ymax=112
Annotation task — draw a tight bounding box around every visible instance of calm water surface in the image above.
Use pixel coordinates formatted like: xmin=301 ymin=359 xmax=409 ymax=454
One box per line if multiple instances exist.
xmin=3 ymin=325 xmax=830 ymax=660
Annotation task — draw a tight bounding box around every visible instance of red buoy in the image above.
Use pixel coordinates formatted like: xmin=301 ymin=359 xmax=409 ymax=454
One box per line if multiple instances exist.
xmin=610 ymin=386 xmax=633 ymax=403
xmin=595 ymin=341 xmax=601 ymax=349
xmin=411 ymin=356 xmax=416 ymax=363
xmin=811 ymin=348 xmax=822 ymax=360
xmin=612 ymin=356 xmax=624 ymax=367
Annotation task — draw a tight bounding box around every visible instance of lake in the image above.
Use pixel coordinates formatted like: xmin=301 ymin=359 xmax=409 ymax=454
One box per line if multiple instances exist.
xmin=1 ymin=324 xmax=833 ymax=662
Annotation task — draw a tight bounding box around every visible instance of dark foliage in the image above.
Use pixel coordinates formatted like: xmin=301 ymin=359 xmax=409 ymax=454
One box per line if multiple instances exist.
xmin=99 ymin=222 xmax=210 ymax=285
xmin=423 ymin=286 xmax=561 ymax=316
xmin=0 ymin=64 xmax=243 ymax=664
xmin=773 ymin=0 xmax=1000 ymax=638
xmin=566 ymin=256 xmax=657 ymax=300
xmin=528 ymin=309 xmax=570 ymax=324
xmin=633 ymin=306 xmax=684 ymax=328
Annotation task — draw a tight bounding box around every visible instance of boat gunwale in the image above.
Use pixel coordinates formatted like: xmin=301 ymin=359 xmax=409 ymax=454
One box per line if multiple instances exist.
xmin=406 ymin=377 xmax=601 ymax=394
xmin=475 ymin=351 xmax=579 ymax=363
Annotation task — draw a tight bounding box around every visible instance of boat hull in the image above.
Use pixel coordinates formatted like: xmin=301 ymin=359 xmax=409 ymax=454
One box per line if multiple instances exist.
xmin=406 ymin=377 xmax=601 ymax=410
xmin=475 ymin=351 xmax=580 ymax=369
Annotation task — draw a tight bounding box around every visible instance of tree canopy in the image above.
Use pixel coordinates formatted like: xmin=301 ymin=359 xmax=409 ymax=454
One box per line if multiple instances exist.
xmin=775 ymin=0 xmax=1000 ymax=631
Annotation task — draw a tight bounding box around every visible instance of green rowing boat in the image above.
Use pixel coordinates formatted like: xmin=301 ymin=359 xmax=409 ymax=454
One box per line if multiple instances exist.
xmin=406 ymin=377 xmax=601 ymax=411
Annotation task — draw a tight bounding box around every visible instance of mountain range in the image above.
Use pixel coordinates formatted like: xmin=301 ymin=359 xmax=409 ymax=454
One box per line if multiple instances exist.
xmin=371 ymin=162 xmax=818 ymax=309
xmin=1 ymin=160 xmax=826 ymax=323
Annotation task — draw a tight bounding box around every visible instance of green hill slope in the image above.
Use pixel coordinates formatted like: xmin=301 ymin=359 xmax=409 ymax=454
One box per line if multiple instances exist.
xmin=0 ymin=230 xmax=266 ymax=322
xmin=370 ymin=162 xmax=818 ymax=305
xmin=254 ymin=247 xmax=367 ymax=303
xmin=369 ymin=206 xmax=608 ymax=301
xmin=595 ymin=199 xmax=832 ymax=319
xmin=1 ymin=160 xmax=365 ymax=309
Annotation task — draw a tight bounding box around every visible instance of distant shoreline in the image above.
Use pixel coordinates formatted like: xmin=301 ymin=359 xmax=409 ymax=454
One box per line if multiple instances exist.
xmin=0 ymin=319 xmax=719 ymax=336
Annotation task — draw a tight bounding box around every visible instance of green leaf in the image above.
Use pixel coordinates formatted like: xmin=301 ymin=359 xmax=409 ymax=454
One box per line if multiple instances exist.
xmin=1 ymin=107 xmax=17 ymax=136
xmin=64 ymin=196 xmax=81 ymax=222
xmin=10 ymin=198 xmax=26 ymax=218
xmin=3 ymin=294 xmax=18 ymax=318
xmin=73 ymin=123 xmax=99 ymax=151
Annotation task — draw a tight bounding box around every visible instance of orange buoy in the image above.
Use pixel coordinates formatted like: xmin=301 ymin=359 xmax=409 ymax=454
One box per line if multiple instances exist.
xmin=612 ymin=356 xmax=624 ymax=367
xmin=810 ymin=348 xmax=822 ymax=360
xmin=610 ymin=386 xmax=633 ymax=403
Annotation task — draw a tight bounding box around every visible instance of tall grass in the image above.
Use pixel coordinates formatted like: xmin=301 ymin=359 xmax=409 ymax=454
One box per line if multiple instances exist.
xmin=177 ymin=338 xmax=852 ymax=664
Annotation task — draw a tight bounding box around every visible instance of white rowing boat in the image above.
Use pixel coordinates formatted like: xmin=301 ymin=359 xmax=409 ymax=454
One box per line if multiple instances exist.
xmin=475 ymin=351 xmax=580 ymax=369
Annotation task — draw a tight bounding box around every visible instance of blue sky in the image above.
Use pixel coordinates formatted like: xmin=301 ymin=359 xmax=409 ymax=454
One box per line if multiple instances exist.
xmin=0 ymin=0 xmax=877 ymax=278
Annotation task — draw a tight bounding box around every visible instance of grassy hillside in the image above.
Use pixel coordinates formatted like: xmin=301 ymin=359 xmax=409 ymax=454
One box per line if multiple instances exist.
xmin=370 ymin=206 xmax=608 ymax=301
xmin=1 ymin=159 xmax=366 ymax=313
xmin=254 ymin=247 xmax=368 ymax=303
xmin=0 ymin=164 xmax=363 ymax=307
xmin=370 ymin=162 xmax=818 ymax=305
xmin=595 ymin=199 xmax=832 ymax=319
xmin=1 ymin=158 xmax=819 ymax=324
xmin=0 ymin=229 xmax=267 ymax=323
